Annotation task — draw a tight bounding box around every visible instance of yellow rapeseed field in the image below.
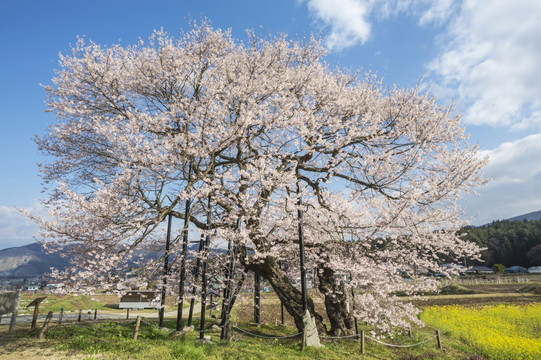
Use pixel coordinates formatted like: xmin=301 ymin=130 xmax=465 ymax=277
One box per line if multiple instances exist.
xmin=421 ymin=303 xmax=541 ymax=360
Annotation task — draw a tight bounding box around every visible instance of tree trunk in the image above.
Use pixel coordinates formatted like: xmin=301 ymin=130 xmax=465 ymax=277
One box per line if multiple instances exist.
xmin=317 ymin=264 xmax=355 ymax=336
xmin=245 ymin=256 xmax=326 ymax=333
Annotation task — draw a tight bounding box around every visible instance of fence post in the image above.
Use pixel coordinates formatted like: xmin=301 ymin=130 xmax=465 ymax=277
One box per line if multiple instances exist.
xmin=59 ymin=308 xmax=64 ymax=325
xmin=436 ymin=330 xmax=442 ymax=349
xmin=78 ymin=309 xmax=82 ymax=322
xmin=361 ymin=330 xmax=365 ymax=355
xmin=94 ymin=309 xmax=97 ymax=320
xmin=133 ymin=316 xmax=141 ymax=340
xmin=8 ymin=309 xmax=18 ymax=334
xmin=7 ymin=290 xmax=20 ymax=334
xmin=39 ymin=311 xmax=53 ymax=339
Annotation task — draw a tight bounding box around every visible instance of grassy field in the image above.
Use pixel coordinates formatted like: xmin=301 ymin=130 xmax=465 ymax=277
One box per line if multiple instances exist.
xmin=15 ymin=292 xmax=183 ymax=316
xmin=17 ymin=293 xmax=106 ymax=315
xmin=1 ymin=280 xmax=540 ymax=359
xmin=0 ymin=316 xmax=484 ymax=360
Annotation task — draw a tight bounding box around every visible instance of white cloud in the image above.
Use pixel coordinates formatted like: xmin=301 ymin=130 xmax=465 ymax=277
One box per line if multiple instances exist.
xmin=482 ymin=134 xmax=541 ymax=183
xmin=300 ymin=0 xmax=541 ymax=224
xmin=0 ymin=204 xmax=41 ymax=249
xmin=418 ymin=0 xmax=455 ymax=26
xmin=427 ymin=0 xmax=541 ymax=129
xmin=461 ymin=133 xmax=541 ymax=224
xmin=304 ymin=0 xmax=541 ymax=129
xmin=303 ymin=0 xmax=455 ymax=50
xmin=304 ymin=1 xmax=541 ymax=128
xmin=305 ymin=0 xmax=374 ymax=49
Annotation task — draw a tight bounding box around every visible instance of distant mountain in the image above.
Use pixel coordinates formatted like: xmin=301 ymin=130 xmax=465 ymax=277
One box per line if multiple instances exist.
xmin=0 ymin=242 xmax=71 ymax=279
xmin=475 ymin=210 xmax=541 ymax=228
xmin=0 ymin=241 xmax=227 ymax=280
xmin=507 ymin=210 xmax=541 ymax=222
xmin=462 ymin=216 xmax=541 ymax=267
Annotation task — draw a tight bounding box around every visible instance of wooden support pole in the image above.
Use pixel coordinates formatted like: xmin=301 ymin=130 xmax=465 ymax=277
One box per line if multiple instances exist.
xmin=199 ymin=195 xmax=211 ymax=341
xmin=160 ymin=213 xmax=173 ymax=328
xmin=254 ymin=272 xmax=261 ymax=324
xmin=408 ymin=327 xmax=412 ymax=338
xmin=220 ymin=224 xmax=238 ymax=341
xmin=296 ymin=169 xmax=308 ymax=313
xmin=436 ymin=330 xmax=442 ymax=349
xmin=39 ymin=311 xmax=53 ymax=339
xmin=78 ymin=309 xmax=82 ymax=322
xmin=126 ymin=308 xmax=130 ymax=320
xmin=133 ymin=316 xmax=141 ymax=340
xmin=94 ymin=309 xmax=97 ymax=320
xmin=176 ymin=165 xmax=192 ymax=332
xmin=301 ymin=328 xmax=306 ymax=351
xmin=188 ymin=233 xmax=205 ymax=327
xmin=59 ymin=308 xmax=64 ymax=325
xmin=278 ymin=260 xmax=285 ymax=326
xmin=31 ymin=303 xmax=40 ymax=330
xmin=360 ymin=330 xmax=365 ymax=355
xmin=354 ymin=317 xmax=359 ymax=339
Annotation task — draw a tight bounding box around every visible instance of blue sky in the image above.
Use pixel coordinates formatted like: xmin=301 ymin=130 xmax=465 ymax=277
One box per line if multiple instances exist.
xmin=1 ymin=0 xmax=541 ymax=249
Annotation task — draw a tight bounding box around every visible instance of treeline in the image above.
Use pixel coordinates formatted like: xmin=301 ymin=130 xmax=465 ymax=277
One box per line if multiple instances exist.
xmin=461 ymin=220 xmax=541 ymax=267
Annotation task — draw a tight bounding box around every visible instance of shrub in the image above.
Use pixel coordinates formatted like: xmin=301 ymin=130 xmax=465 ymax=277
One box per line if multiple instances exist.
xmin=493 ymin=264 xmax=505 ymax=274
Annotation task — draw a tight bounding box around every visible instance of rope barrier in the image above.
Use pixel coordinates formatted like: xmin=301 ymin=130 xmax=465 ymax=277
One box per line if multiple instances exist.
xmin=365 ymin=334 xmax=438 ymax=348
xmin=319 ymin=333 xmax=359 ymax=339
xmin=197 ymin=324 xmax=225 ymax=333
xmin=140 ymin=319 xmax=225 ymax=333
xmin=27 ymin=310 xmax=440 ymax=350
xmin=232 ymin=325 xmax=302 ymax=339
xmin=140 ymin=319 xmax=161 ymax=329
xmin=414 ymin=329 xmax=437 ymax=336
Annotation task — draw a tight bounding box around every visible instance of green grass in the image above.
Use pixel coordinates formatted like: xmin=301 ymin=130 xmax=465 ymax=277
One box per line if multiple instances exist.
xmin=7 ymin=285 xmax=539 ymax=359
xmin=18 ymin=293 xmax=105 ymax=313
xmin=1 ymin=317 xmax=480 ymax=360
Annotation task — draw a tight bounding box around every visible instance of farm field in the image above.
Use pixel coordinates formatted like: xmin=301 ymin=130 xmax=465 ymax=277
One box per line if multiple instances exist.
xmin=1 ymin=280 xmax=540 ymax=359
xmin=421 ymin=303 xmax=541 ymax=360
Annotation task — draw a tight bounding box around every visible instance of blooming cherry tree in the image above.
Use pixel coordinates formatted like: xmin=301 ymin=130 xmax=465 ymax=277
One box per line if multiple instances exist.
xmin=31 ymin=21 xmax=487 ymax=335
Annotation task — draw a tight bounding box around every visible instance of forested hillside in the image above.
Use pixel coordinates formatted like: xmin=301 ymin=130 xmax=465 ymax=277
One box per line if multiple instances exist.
xmin=462 ymin=220 xmax=541 ymax=267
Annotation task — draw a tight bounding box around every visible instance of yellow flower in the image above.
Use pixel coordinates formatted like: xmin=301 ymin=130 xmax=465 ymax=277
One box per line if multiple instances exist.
xmin=421 ymin=303 xmax=541 ymax=360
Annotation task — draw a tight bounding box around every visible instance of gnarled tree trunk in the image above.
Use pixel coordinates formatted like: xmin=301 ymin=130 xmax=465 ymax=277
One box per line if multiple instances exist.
xmin=317 ymin=263 xmax=355 ymax=336
xmin=245 ymin=255 xmax=326 ymax=333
